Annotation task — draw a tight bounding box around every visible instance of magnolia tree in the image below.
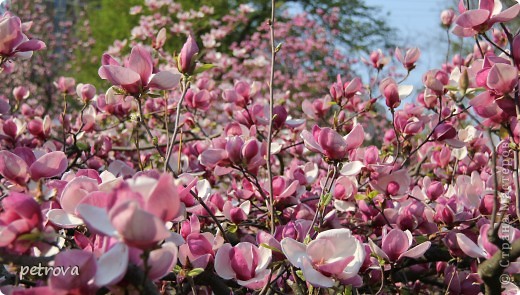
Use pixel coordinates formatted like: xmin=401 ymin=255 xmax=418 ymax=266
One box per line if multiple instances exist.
xmin=1 ymin=0 xmax=520 ymax=294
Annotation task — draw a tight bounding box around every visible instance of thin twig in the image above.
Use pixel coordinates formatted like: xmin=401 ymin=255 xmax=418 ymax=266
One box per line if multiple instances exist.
xmin=165 ymin=79 xmax=191 ymax=173
xmin=266 ymin=0 xmax=277 ymax=234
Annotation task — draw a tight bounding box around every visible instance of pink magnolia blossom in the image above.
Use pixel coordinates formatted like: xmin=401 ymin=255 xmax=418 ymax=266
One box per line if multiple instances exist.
xmin=440 ymin=9 xmax=456 ymax=27
xmin=300 ymin=124 xmax=364 ymax=161
xmin=0 ymin=13 xmax=46 ymax=60
xmin=369 ymin=228 xmax=431 ymax=262
xmin=222 ymin=81 xmax=259 ymax=108
xmin=76 ymin=83 xmax=96 ymax=102
xmin=222 ymin=200 xmax=251 ymax=223
xmin=480 ymin=63 xmax=519 ymax=96
xmin=365 ymin=49 xmax=390 ymax=70
xmin=184 ymin=88 xmax=211 ymax=111
xmin=76 ymin=173 xmax=182 ymax=249
xmin=281 ymin=228 xmax=365 ymax=288
xmin=54 ymin=77 xmax=76 ymax=95
xmin=48 ymin=249 xmax=97 ymax=293
xmin=513 ymin=34 xmax=520 ymax=69
xmin=214 ymin=242 xmax=272 ymax=289
xmin=12 ymin=86 xmax=29 ymax=101
xmin=370 ymin=169 xmax=411 ymax=199
xmin=395 ymin=47 xmax=421 ymax=71
xmin=0 ymin=192 xmax=43 ymax=253
xmin=0 ymin=150 xmax=68 ymax=186
xmin=456 ymin=223 xmax=520 ymax=274
xmin=99 ymin=45 xmax=181 ymax=96
xmin=453 ymin=0 xmax=520 ymax=37
xmin=152 ymin=27 xmax=166 ymax=50
xmin=178 ymin=34 xmax=199 ymax=75
xmin=179 ymin=216 xmax=224 ymax=269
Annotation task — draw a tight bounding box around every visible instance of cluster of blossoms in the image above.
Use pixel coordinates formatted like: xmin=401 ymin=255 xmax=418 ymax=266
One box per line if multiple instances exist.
xmin=0 ymin=0 xmax=520 ymax=294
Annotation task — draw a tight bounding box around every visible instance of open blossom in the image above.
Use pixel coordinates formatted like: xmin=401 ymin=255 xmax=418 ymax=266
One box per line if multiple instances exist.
xmin=281 ymin=228 xmax=365 ymax=288
xmin=300 ymin=124 xmax=364 ymax=160
xmin=395 ymin=47 xmax=420 ymax=71
xmin=369 ymin=228 xmax=431 ymax=262
xmin=99 ymin=45 xmax=180 ymax=96
xmin=214 ymin=242 xmax=272 ymax=289
xmin=0 ymin=12 xmax=46 ymax=60
xmin=0 ymin=192 xmax=44 ymax=253
xmin=179 ymin=216 xmax=224 ymax=269
xmin=452 ymin=0 xmax=520 ymax=37
xmin=0 ymin=150 xmax=68 ymax=186
xmin=76 ymin=173 xmax=183 ymax=249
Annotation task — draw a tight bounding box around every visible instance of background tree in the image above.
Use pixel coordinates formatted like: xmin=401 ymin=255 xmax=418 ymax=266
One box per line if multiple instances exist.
xmin=73 ymin=0 xmax=395 ymax=86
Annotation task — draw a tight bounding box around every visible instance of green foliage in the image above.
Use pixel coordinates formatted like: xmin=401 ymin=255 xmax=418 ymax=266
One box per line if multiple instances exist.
xmin=71 ymin=0 xmax=142 ymax=86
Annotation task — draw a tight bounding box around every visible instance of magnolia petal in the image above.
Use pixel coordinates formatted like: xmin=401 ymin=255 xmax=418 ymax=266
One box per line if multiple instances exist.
xmin=334 ymin=200 xmax=356 ymax=212
xmin=256 ymin=245 xmax=272 ymax=271
xmin=0 ymin=150 xmax=29 ymax=185
xmin=344 ymin=124 xmax=365 ymax=151
xmin=47 ymin=209 xmax=84 ymax=228
xmin=148 ymin=71 xmax=181 ymax=90
xmin=456 ymin=233 xmax=487 ymax=258
xmin=16 ymin=39 xmax=46 ymax=52
xmin=76 ymin=204 xmax=118 ymax=237
xmin=301 ymin=257 xmax=335 ymax=288
xmin=280 ymin=238 xmax=307 ymax=268
xmin=147 ymin=242 xmax=178 ymax=281
xmin=94 ymin=242 xmax=129 ymax=287
xmin=237 ymin=268 xmax=271 ymax=290
xmin=49 ymin=249 xmax=96 ymax=290
xmin=30 ymin=151 xmax=68 ymax=180
xmin=98 ymin=65 xmax=140 ymax=93
xmin=128 ymin=45 xmax=153 ymax=85
xmin=340 ymin=161 xmax=365 ymax=176
xmin=399 ymin=241 xmax=431 ymax=260
xmin=489 ymin=5 xmax=520 ymax=24
xmin=300 ymin=130 xmax=325 ymax=154
xmin=398 ymin=85 xmax=414 ymax=99
xmin=214 ymin=243 xmax=235 ymax=279
xmin=455 ymin=9 xmax=490 ymax=28
xmin=368 ymin=239 xmax=390 ymax=261
xmin=145 ymin=173 xmax=180 ymax=222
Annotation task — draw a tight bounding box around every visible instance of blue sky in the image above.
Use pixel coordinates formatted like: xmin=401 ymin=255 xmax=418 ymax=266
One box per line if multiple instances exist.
xmin=366 ymin=0 xmax=454 ymax=85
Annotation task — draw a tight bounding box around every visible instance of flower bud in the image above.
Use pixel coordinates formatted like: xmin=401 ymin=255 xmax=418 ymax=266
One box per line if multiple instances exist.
xmin=76 ymin=83 xmax=96 ymax=103
xmin=152 ymin=28 xmax=166 ymax=50
xmin=12 ymin=86 xmax=29 ymax=101
xmin=177 ymin=34 xmax=199 ymax=75
xmin=440 ymin=9 xmax=455 ymax=27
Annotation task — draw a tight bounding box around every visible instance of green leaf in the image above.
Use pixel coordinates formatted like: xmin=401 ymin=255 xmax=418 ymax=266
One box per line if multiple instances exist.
xmin=147 ymin=93 xmax=163 ymax=98
xmin=228 ymin=223 xmax=238 ymax=233
xmin=343 ymin=285 xmax=353 ymax=295
xmin=320 ymin=193 xmax=333 ymax=207
xmin=193 ymin=63 xmax=216 ymax=75
xmin=187 ymin=268 xmax=204 ymax=277
xmin=355 ymin=194 xmax=367 ymax=201
xmin=260 ymin=243 xmax=282 ymax=253
xmin=444 ymin=85 xmax=458 ymax=92
xmin=76 ymin=142 xmax=89 ymax=151
xmin=295 ymin=270 xmax=305 ymax=281
xmin=17 ymin=232 xmax=41 ymax=241
xmin=173 ymin=265 xmax=182 ymax=273
xmin=275 ymin=42 xmax=283 ymax=53
xmin=368 ymin=190 xmax=379 ymax=199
